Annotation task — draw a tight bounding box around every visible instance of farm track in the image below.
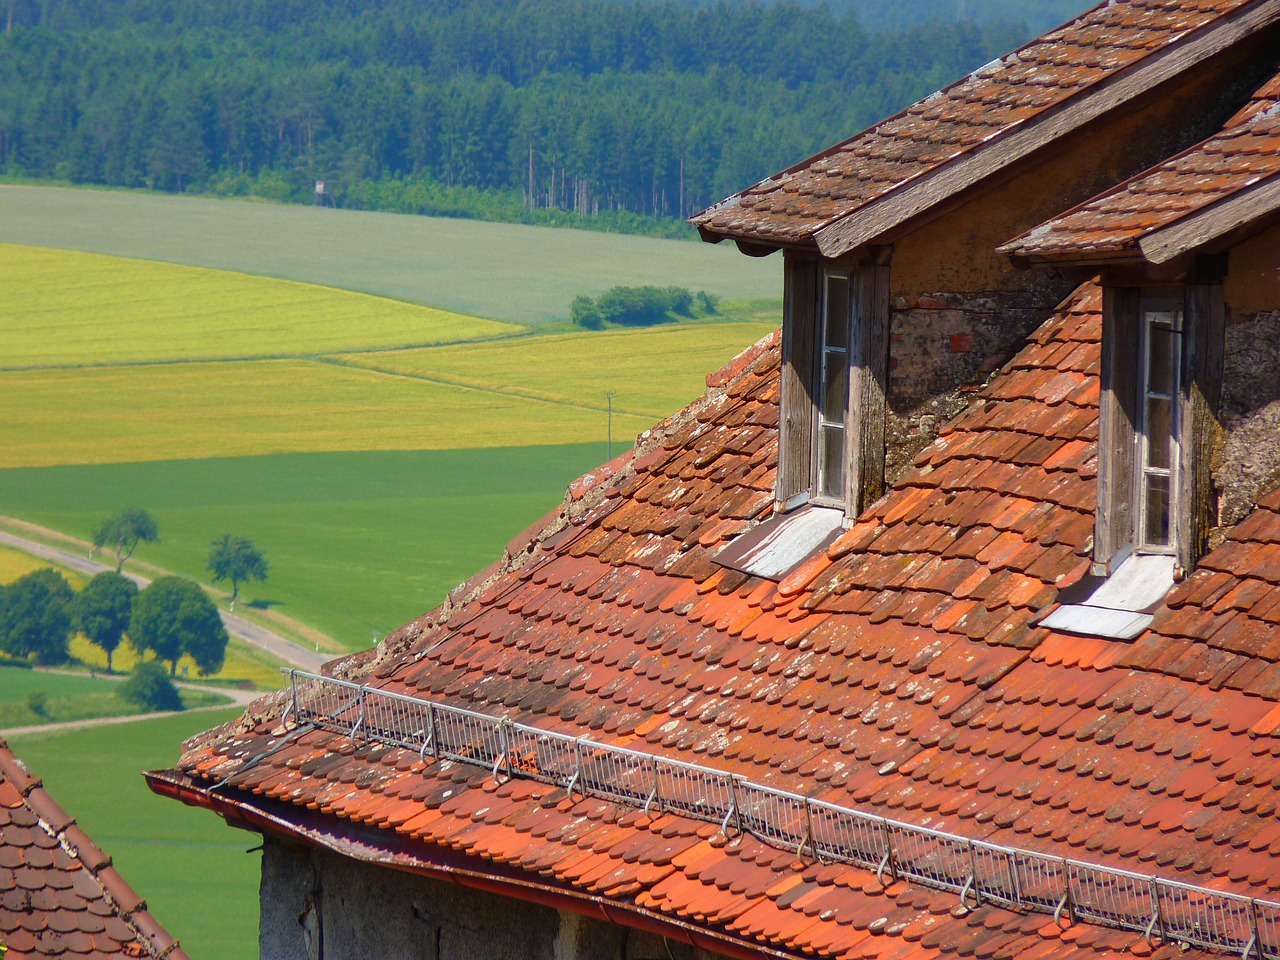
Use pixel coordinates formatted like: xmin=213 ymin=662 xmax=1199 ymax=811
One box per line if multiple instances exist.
xmin=315 ymin=355 xmax=658 ymax=418
xmin=0 ymin=528 xmax=332 ymax=674
xmin=0 ymin=329 xmax=535 ymax=374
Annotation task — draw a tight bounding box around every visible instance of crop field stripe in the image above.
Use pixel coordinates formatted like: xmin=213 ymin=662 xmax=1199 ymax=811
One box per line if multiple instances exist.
xmin=1 ymin=243 xmax=520 ymax=368
xmin=314 ymin=355 xmax=663 ymax=419
xmin=340 ymin=320 xmax=779 ymax=420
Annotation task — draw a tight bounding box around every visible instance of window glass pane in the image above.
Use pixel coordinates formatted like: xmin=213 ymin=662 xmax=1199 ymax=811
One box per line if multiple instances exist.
xmin=822 ymin=350 xmax=848 ymax=424
xmin=1147 ymin=324 xmax=1175 ymax=397
xmin=1144 ymin=473 xmax=1170 ymax=547
xmin=1145 ymin=396 xmax=1171 ymax=469
xmin=820 ymin=426 xmax=845 ymax=500
xmin=825 ymin=276 xmax=849 ymax=350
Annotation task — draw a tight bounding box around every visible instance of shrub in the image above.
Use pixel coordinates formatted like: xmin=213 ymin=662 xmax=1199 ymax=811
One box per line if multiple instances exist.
xmin=25 ymin=691 xmax=47 ymax=716
xmin=570 ymin=285 xmax=696 ymax=329
xmin=569 ymin=295 xmax=603 ymax=330
xmin=119 ymin=661 xmax=183 ymax=712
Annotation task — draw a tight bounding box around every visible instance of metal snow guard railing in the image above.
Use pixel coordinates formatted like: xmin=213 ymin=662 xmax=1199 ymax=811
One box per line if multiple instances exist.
xmin=284 ymin=670 xmax=1280 ymax=959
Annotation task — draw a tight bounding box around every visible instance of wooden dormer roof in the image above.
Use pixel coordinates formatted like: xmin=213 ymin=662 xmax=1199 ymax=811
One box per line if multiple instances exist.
xmin=692 ymin=0 xmax=1280 ymax=258
xmin=1001 ymin=67 xmax=1280 ymax=264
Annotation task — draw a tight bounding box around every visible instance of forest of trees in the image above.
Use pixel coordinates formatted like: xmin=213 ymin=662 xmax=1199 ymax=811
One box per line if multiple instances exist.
xmin=0 ymin=0 xmax=1086 ymax=234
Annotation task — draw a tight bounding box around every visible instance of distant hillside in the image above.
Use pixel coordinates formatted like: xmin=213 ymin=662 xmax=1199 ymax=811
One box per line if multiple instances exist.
xmin=0 ymin=0 xmax=1088 ymax=235
xmin=780 ymin=0 xmax=1094 ymax=33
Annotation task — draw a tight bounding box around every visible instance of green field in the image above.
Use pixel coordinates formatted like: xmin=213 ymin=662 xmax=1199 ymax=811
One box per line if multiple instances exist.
xmin=0 ymin=446 xmax=612 ymax=646
xmin=0 ymin=665 xmax=229 ymax=727
xmin=9 ymin=709 xmax=258 ymax=960
xmin=0 ymin=185 xmax=780 ymax=324
xmin=2 ymin=244 xmax=518 ymax=369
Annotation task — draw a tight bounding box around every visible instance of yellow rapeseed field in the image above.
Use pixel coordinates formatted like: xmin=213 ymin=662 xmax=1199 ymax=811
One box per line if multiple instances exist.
xmin=340 ymin=321 xmax=777 ymax=422
xmin=0 ymin=544 xmax=88 ymax=588
xmin=0 ymin=359 xmax=661 ymax=467
xmin=1 ymin=243 xmax=520 ymax=368
xmin=0 ymin=242 xmax=777 ymax=468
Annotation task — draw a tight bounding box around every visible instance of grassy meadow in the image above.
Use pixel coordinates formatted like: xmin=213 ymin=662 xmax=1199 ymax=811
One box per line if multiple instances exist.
xmin=0 ymin=446 xmax=612 ymax=645
xmin=0 ymin=665 xmax=230 ymax=728
xmin=9 ymin=709 xmax=259 ymax=960
xmin=0 ymin=185 xmax=779 ymax=324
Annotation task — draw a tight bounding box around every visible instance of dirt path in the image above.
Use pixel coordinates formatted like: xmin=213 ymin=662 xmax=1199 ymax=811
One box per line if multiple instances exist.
xmin=0 ymin=528 xmax=332 ymax=674
xmin=0 ymin=697 xmax=257 ymax=737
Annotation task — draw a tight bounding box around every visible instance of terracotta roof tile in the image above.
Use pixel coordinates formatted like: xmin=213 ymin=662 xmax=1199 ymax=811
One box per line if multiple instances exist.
xmin=158 ymin=268 xmax=1280 ymax=960
xmin=0 ymin=742 xmax=187 ymax=960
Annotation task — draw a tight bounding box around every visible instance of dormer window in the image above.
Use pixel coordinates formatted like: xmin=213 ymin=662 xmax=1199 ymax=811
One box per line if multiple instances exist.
xmin=1135 ymin=292 xmax=1183 ymax=553
xmin=817 ymin=271 xmax=851 ymax=503
xmin=776 ymin=254 xmax=889 ymax=520
xmin=1043 ymin=283 xmax=1221 ymax=641
xmin=1095 ymin=281 xmax=1222 ymax=579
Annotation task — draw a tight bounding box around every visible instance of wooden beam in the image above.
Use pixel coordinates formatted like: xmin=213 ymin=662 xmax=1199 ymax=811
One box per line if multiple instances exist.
xmin=778 ymin=256 xmax=818 ymax=505
xmin=1095 ymin=286 xmax=1139 ymax=575
xmin=1139 ymin=173 xmax=1280 ymax=264
xmin=813 ymin=0 xmax=1280 ymax=259
xmin=847 ymin=263 xmax=889 ymax=517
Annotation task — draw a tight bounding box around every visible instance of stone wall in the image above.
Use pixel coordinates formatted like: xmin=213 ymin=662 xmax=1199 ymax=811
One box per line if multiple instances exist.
xmin=1215 ymin=312 xmax=1280 ymax=530
xmin=260 ymin=838 xmax=731 ymax=960
xmin=881 ymin=287 xmax=1067 ymax=483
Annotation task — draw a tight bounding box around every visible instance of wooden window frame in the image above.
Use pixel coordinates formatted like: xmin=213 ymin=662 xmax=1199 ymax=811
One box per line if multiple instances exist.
xmin=778 ymin=253 xmax=889 ymax=519
xmin=1095 ymin=280 xmax=1223 ymax=576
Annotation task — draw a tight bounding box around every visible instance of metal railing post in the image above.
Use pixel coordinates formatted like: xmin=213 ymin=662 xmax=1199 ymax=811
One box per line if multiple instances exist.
xmin=1004 ymin=849 xmax=1021 ymax=908
xmin=1146 ymin=878 xmax=1167 ymax=947
xmin=349 ymin=687 xmax=366 ymax=742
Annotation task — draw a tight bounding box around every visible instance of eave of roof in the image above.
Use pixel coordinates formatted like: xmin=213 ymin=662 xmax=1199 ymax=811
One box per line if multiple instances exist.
xmin=691 ymin=0 xmax=1280 ymax=259
xmin=1001 ymin=70 xmax=1280 ymax=264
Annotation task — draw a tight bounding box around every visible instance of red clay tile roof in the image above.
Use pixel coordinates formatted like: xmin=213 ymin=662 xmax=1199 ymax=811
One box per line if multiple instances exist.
xmin=691 ymin=0 xmax=1267 ymax=253
xmin=1002 ymin=69 xmax=1280 ymax=261
xmin=158 ymin=280 xmax=1280 ymax=959
xmin=0 ymin=741 xmax=188 ymax=960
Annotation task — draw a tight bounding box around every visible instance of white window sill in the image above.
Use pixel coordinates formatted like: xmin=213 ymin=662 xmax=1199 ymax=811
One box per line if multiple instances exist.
xmin=714 ymin=504 xmax=845 ymax=581
xmin=1039 ymin=553 xmax=1175 ymax=640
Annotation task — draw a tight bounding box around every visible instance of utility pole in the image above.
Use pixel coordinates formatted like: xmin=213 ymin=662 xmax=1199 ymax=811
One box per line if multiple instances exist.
xmin=606 ymin=391 xmax=616 ymax=460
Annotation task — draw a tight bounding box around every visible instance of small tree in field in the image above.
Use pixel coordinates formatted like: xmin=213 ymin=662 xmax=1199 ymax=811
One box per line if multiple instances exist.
xmin=0 ymin=569 xmax=73 ymax=665
xmin=130 ymin=576 xmax=228 ymax=676
xmin=207 ymin=535 xmax=269 ymax=610
xmin=71 ymin=571 xmax=138 ymax=672
xmin=92 ymin=506 xmax=158 ymax=573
